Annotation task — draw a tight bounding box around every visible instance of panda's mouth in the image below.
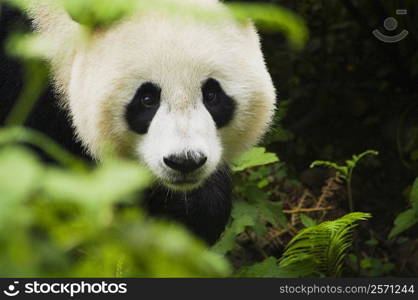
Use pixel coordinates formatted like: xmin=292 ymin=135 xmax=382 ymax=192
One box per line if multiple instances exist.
xmin=170 ymin=178 xmax=199 ymax=185
xmin=162 ymin=175 xmax=203 ymax=191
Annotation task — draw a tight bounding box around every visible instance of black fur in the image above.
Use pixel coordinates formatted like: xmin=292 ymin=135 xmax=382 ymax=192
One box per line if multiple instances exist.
xmin=144 ymin=167 xmax=232 ymax=245
xmin=202 ymin=78 xmax=236 ymax=128
xmin=125 ymin=82 xmax=161 ymax=135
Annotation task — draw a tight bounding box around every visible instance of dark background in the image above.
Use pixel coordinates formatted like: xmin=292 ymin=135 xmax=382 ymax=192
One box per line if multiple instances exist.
xmin=244 ymin=0 xmax=418 ymax=276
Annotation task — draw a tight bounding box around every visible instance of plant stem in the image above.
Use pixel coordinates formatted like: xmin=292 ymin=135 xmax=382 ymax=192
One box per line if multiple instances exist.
xmin=5 ymin=61 xmax=48 ymax=127
xmin=283 ymin=206 xmax=334 ymax=214
xmin=347 ymin=169 xmax=354 ymax=212
xmin=0 ymin=127 xmax=86 ymax=170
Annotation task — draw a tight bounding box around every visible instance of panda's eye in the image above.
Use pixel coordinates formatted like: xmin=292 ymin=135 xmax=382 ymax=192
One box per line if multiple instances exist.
xmin=203 ymin=81 xmax=221 ymax=106
xmin=201 ymin=78 xmax=236 ymax=129
xmin=141 ymin=94 xmax=158 ymax=108
xmin=125 ymin=82 xmax=161 ymax=135
xmin=205 ymin=91 xmax=218 ymax=105
xmin=132 ymin=82 xmax=161 ymax=109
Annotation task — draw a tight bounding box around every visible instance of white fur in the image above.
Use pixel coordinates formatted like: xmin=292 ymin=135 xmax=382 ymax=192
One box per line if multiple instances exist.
xmin=28 ymin=0 xmax=276 ymax=189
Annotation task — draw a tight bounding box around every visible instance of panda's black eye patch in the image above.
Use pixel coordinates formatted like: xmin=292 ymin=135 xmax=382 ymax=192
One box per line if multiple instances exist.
xmin=125 ymin=82 xmax=161 ymax=134
xmin=202 ymin=78 xmax=236 ymax=128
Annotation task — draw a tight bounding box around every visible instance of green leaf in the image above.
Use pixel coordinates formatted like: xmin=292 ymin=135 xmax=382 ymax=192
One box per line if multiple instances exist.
xmin=11 ymin=0 xmax=309 ymax=51
xmin=310 ymin=150 xmax=379 ymax=179
xmin=388 ymin=178 xmax=418 ymax=239
xmin=211 ymin=201 xmax=257 ymax=254
xmin=300 ymin=214 xmax=317 ymax=228
xmin=310 ymin=160 xmax=348 ymax=177
xmin=0 ymin=147 xmax=42 ymax=230
xmin=249 ymin=186 xmax=287 ymax=232
xmin=0 ymin=127 xmax=84 ymax=169
xmin=213 ymin=195 xmax=287 ymax=253
xmin=252 ymin=200 xmax=277 ymax=236
xmin=232 ymin=147 xmax=279 ymax=172
xmin=42 ymin=161 xmax=151 ymax=207
xmin=255 ymin=199 xmax=287 ymax=229
xmin=365 ymin=238 xmax=379 ymax=247
xmin=279 ymin=212 xmax=371 ymax=277
xmin=351 ymin=150 xmax=379 ymax=164
xmin=388 ymin=209 xmax=418 ymax=239
xmin=59 ymin=0 xmax=138 ymax=28
xmin=227 ymin=3 xmax=308 ymax=49
xmin=0 ymin=147 xmax=230 ymax=277
xmin=234 ymin=257 xmax=301 ymax=278
xmin=360 ymin=258 xmax=372 ymax=269
xmin=0 ymin=147 xmax=42 ymax=203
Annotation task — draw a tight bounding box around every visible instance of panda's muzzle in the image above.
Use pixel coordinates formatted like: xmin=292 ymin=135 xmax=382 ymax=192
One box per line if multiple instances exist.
xmin=163 ymin=151 xmax=207 ymax=174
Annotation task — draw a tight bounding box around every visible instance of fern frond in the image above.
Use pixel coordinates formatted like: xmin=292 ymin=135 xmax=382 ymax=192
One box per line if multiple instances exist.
xmin=279 ymin=212 xmax=371 ymax=277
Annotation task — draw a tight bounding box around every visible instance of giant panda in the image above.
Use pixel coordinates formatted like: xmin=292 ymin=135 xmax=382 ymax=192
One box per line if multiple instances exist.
xmin=2 ymin=0 xmax=276 ymax=244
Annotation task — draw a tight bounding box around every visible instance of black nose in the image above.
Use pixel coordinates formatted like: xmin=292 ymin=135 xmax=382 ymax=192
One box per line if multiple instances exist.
xmin=163 ymin=152 xmax=207 ymax=173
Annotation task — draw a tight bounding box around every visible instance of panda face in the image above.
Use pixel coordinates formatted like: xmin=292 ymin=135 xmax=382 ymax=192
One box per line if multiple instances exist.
xmin=123 ymin=78 xmax=235 ymax=190
xmin=31 ymin=0 xmax=276 ymax=191
xmin=134 ymin=85 xmax=222 ymax=190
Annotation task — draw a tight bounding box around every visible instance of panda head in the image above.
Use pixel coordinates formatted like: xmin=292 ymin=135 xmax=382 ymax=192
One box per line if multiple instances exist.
xmin=30 ymin=0 xmax=276 ymax=191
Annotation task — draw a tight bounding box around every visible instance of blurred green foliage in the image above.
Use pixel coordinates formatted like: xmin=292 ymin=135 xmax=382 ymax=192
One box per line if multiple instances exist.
xmin=0 ymin=134 xmax=230 ymax=277
xmin=6 ymin=0 xmax=307 ymax=48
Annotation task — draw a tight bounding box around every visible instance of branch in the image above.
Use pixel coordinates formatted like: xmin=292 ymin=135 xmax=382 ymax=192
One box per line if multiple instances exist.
xmin=283 ymin=206 xmax=335 ymax=214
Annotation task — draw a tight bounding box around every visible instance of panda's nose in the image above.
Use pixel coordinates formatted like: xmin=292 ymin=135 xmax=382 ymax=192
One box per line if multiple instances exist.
xmin=163 ymin=152 xmax=207 ymax=173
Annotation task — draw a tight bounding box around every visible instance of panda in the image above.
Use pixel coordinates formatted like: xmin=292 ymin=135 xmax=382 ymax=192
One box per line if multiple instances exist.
xmin=2 ymin=0 xmax=276 ymax=244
